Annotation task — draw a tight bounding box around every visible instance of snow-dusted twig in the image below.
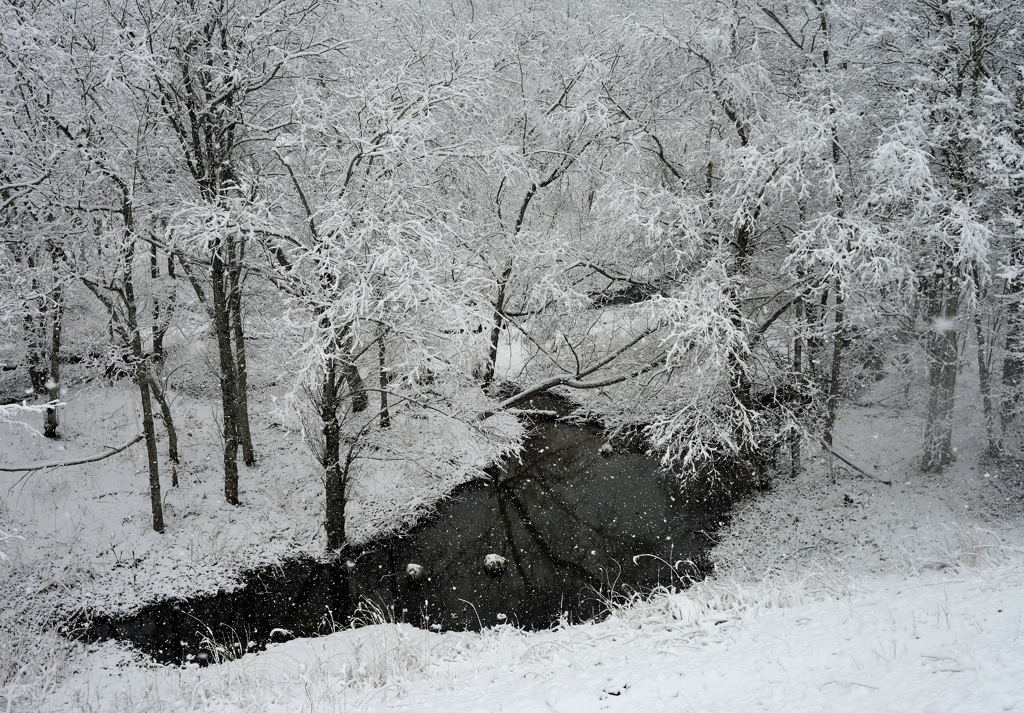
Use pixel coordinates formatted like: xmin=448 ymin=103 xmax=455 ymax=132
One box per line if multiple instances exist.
xmin=818 ymin=440 xmax=892 ymax=486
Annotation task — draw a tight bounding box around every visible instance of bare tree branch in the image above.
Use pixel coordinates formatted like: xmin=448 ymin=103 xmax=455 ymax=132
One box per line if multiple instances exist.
xmin=0 ymin=435 xmax=144 ymax=473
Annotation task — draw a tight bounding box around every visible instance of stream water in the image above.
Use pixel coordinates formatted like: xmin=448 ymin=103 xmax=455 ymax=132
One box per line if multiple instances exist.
xmin=84 ymin=396 xmax=732 ymax=665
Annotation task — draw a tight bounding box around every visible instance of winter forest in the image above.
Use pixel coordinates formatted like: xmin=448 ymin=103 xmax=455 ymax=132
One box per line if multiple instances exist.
xmin=1 ymin=0 xmax=1023 ymax=711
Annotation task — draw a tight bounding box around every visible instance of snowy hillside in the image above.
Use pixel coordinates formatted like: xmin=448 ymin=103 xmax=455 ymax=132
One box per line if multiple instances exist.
xmin=3 ymin=0 xmax=1024 ymax=711
xmin=7 ymin=374 xmax=1019 ymax=713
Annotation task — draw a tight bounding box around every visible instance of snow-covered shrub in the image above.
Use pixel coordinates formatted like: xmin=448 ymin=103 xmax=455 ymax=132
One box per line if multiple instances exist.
xmin=0 ymin=585 xmax=76 ymax=713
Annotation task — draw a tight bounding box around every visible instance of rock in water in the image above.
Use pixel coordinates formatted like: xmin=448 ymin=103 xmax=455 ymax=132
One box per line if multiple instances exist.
xmin=484 ymin=553 xmax=508 ymax=575
xmin=406 ymin=563 xmax=426 ymax=582
xmin=268 ymin=628 xmax=294 ymax=643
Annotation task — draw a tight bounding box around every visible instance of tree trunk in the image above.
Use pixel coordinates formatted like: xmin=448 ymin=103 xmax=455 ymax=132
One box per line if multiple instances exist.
xmin=378 ymin=332 xmax=390 ymax=429
xmin=42 ymin=281 xmax=64 ymax=439
xmin=211 ymin=236 xmax=241 ymax=505
xmin=805 ymin=289 xmax=827 ymax=385
xmin=921 ymin=279 xmax=960 ymax=472
xmin=24 ymin=259 xmax=47 ymax=396
xmin=724 ymin=279 xmax=755 ymax=476
xmin=816 ymin=0 xmax=849 ymax=452
xmin=322 ymin=356 xmax=346 ymax=550
xmin=137 ymin=368 xmax=165 ymax=533
xmin=151 ymin=247 xmax=177 ymax=363
xmin=728 ymin=218 xmax=754 ymax=466
xmin=790 ymin=294 xmax=804 ymax=477
xmin=162 ymin=253 xmax=176 ymax=344
xmin=483 ymin=260 xmax=513 ymax=388
xmin=25 ymin=331 xmax=46 ymax=395
xmin=822 ymin=285 xmax=845 ymax=448
xmin=973 ymin=311 xmax=1000 ymax=457
xmin=227 ymin=246 xmax=255 ymax=467
xmin=150 ymin=243 xmax=164 ymax=362
xmin=344 ymin=362 xmax=369 ymax=412
xmin=314 ymin=310 xmax=360 ymax=551
xmin=1001 ymin=250 xmax=1023 ymax=435
xmin=483 ymin=306 xmax=504 ymax=388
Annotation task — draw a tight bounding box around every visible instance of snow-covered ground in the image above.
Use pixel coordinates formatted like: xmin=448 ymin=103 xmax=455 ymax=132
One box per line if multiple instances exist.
xmin=0 ymin=383 xmax=519 ymax=618
xmin=3 ymin=370 xmax=1023 ymax=712
xmin=57 ymin=563 xmax=1024 ymax=713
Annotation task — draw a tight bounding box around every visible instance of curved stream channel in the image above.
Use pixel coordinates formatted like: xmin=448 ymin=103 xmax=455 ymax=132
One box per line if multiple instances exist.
xmin=85 ymin=396 xmax=733 ymax=665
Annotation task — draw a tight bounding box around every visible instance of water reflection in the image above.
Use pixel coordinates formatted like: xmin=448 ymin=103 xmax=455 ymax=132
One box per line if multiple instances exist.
xmin=85 ymin=398 xmax=729 ymax=665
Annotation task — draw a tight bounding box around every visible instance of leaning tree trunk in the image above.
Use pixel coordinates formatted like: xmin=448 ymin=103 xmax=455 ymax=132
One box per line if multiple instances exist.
xmin=147 ymin=374 xmax=180 ymax=487
xmin=136 ymin=367 xmax=165 ymax=533
xmin=121 ymin=233 xmax=164 ymax=533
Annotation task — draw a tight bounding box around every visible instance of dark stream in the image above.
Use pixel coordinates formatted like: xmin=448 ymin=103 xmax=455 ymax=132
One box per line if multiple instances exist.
xmin=83 ymin=396 xmax=732 ymax=666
